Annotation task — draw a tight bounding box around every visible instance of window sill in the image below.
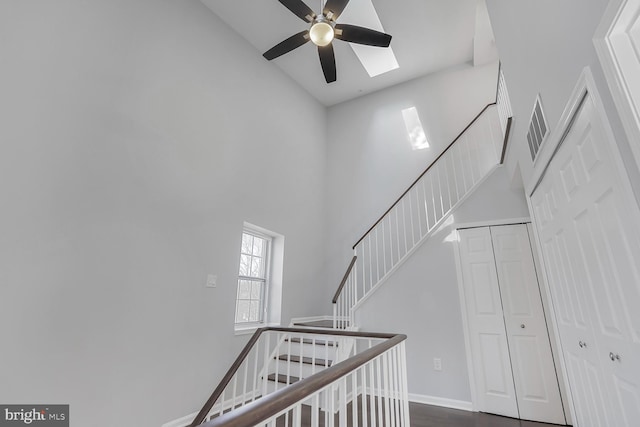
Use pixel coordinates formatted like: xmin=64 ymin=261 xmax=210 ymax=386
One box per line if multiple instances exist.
xmin=234 ymin=322 xmax=280 ymax=336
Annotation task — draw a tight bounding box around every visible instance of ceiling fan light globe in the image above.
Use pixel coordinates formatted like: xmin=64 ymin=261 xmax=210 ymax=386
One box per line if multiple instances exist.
xmin=309 ymin=22 xmax=334 ymax=46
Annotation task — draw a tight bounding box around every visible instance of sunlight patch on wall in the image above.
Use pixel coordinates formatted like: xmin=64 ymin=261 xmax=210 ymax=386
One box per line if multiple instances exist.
xmin=402 ymin=106 xmax=429 ymax=150
xmin=443 ymin=229 xmax=460 ymax=243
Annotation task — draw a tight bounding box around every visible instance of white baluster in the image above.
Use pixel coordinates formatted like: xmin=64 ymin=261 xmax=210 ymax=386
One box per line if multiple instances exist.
xmin=392 ymin=348 xmax=400 ymax=427
xmin=448 ymin=150 xmax=459 ymax=206
xmin=293 ymin=404 xmax=301 ymax=427
xmin=400 ymin=198 xmax=407 ymax=255
xmin=382 ymin=218 xmax=387 ymax=276
xmin=242 ymin=354 xmax=249 ymax=404
xmin=274 ymin=333 xmax=281 ymax=391
xmin=442 ymin=157 xmax=452 ymax=213
xmin=435 ymin=163 xmax=444 ymax=221
xmin=252 ymin=342 xmax=259 ymax=402
xmin=361 ymin=361 xmax=369 ymax=427
xmin=219 ymin=388 xmax=225 ymax=416
xmin=352 ymin=369 xmax=359 ymax=427
xmin=333 ymin=303 xmax=337 ymax=329
xmin=408 ymin=187 xmax=416 ymax=247
xmin=367 ymin=350 xmax=376 ymax=427
xmin=375 ymin=356 xmax=383 ymax=427
xmin=401 ymin=342 xmax=410 ymax=426
xmin=383 ymin=352 xmax=392 ymax=427
xmin=393 ymin=207 xmax=400 ymax=263
xmin=374 ymin=227 xmax=379 ymax=284
xmin=367 ymin=234 xmax=373 ymax=295
xmin=312 ymin=393 xmax=319 ymax=427
xmin=231 ymin=367 xmax=238 ymax=410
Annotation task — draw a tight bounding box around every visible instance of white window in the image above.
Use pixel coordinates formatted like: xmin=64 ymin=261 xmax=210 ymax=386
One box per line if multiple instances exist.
xmin=235 ymin=229 xmax=271 ymax=325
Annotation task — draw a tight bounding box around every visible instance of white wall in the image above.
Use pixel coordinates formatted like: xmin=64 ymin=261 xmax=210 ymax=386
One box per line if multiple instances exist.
xmin=323 ymin=62 xmax=499 ymax=301
xmin=0 ymin=1 xmax=327 ymax=426
xmin=486 ymin=0 xmax=640 ymax=200
xmin=355 ymin=167 xmax=530 ymax=402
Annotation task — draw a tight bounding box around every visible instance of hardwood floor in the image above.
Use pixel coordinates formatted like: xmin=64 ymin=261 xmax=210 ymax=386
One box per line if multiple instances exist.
xmin=409 ymin=402 xmax=569 ymax=427
xmin=268 ymin=398 xmax=568 ymax=427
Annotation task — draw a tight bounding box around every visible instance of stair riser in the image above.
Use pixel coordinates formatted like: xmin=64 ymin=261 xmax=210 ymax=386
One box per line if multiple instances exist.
xmin=282 ymin=342 xmax=338 ymax=359
xmin=273 ymin=360 xmax=329 ymax=378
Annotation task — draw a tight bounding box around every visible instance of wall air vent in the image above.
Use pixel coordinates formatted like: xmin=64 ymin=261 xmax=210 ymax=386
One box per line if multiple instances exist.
xmin=527 ymin=95 xmax=548 ymax=161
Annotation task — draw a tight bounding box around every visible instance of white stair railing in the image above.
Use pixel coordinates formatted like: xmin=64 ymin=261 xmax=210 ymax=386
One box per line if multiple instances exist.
xmin=333 ymin=69 xmax=513 ymax=328
xmin=496 ymin=67 xmax=513 ymax=137
xmin=238 ymin=338 xmax=409 ymax=427
xmin=185 ymin=328 xmax=409 ymax=427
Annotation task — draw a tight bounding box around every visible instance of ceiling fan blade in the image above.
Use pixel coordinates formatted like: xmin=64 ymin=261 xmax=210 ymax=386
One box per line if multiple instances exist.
xmin=263 ymin=31 xmax=310 ymax=60
xmin=318 ymin=44 xmax=337 ymax=83
xmin=335 ymin=24 xmax=392 ymax=47
xmin=278 ymin=0 xmax=316 ymax=22
xmin=323 ymin=0 xmax=350 ymax=22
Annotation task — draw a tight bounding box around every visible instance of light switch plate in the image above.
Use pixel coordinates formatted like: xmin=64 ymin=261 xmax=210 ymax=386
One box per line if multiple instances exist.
xmin=206 ymin=274 xmax=217 ymax=288
xmin=433 ymin=358 xmax=442 ymax=371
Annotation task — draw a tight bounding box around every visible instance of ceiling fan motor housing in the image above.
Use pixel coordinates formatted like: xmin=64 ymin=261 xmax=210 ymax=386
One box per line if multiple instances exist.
xmin=309 ymin=16 xmax=335 ymax=46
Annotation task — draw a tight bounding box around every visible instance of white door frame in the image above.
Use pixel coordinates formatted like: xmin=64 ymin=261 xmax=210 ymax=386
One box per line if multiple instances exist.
xmin=594 ymin=0 xmax=640 ymax=171
xmin=453 ymin=217 xmax=530 ymax=412
xmin=525 ymin=66 xmax=639 ymax=427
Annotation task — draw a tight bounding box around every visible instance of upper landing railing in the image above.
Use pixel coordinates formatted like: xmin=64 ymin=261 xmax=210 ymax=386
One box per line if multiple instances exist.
xmin=333 ymin=67 xmax=513 ymax=329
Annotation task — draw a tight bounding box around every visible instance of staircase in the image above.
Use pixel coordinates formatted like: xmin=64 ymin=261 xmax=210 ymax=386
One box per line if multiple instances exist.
xmin=333 ymin=68 xmax=513 ymax=328
xmin=176 ymin=69 xmax=513 ymax=427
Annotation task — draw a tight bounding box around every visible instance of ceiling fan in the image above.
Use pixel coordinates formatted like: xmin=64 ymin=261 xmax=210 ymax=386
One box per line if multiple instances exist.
xmin=263 ymin=0 xmax=393 ymax=83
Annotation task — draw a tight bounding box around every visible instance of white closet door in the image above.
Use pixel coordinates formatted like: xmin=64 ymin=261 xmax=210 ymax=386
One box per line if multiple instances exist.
xmin=531 ymin=95 xmax=640 ymax=427
xmin=458 ymin=227 xmax=519 ymax=418
xmin=490 ymin=224 xmax=565 ymax=424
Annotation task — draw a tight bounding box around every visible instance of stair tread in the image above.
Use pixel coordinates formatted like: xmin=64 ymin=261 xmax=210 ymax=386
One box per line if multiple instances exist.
xmin=285 ymin=337 xmax=337 ymax=347
xmin=292 ymin=320 xmax=337 ymax=328
xmin=276 ymin=354 xmax=332 ymax=366
xmin=267 ymin=373 xmax=301 ymax=384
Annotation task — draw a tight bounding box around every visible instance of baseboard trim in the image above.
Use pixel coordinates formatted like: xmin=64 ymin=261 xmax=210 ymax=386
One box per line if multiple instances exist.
xmin=162 ymin=390 xmax=261 ymax=427
xmin=408 ymin=393 xmax=473 ymax=412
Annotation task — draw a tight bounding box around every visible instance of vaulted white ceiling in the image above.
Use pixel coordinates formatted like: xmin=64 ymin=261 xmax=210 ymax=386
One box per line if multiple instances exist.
xmin=201 ymin=0 xmax=484 ymax=106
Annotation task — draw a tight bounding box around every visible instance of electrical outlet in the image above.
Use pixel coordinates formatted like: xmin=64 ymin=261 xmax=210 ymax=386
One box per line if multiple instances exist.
xmin=206 ymin=274 xmax=217 ymax=288
xmin=433 ymin=358 xmax=442 ymax=371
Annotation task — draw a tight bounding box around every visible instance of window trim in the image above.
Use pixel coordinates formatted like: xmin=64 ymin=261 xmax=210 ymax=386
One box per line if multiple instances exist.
xmin=235 ymin=228 xmax=273 ymax=326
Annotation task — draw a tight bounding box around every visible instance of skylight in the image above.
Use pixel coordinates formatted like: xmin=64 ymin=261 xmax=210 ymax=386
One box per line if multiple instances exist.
xmin=402 ymin=107 xmax=429 ymax=150
xmin=337 ymin=0 xmax=399 ymax=77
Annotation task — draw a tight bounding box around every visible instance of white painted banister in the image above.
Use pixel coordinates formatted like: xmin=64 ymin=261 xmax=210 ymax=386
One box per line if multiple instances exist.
xmin=333 ymin=68 xmax=513 ymax=329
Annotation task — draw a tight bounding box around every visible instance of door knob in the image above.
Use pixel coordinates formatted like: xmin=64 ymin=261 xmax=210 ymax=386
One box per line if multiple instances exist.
xmin=609 ymin=352 xmax=621 ymax=362
xmin=579 ymin=341 xmax=587 ymax=348
xmin=520 ymin=324 xmax=526 ymax=329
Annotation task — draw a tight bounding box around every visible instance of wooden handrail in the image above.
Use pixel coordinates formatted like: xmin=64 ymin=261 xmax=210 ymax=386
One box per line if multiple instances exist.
xmin=500 ymin=117 xmax=512 ymax=164
xmin=352 ymin=64 xmax=508 ymax=250
xmin=197 ymin=333 xmax=407 ymax=427
xmin=189 ymin=327 xmax=401 ymax=427
xmin=332 ymin=255 xmax=357 ymax=303
xmin=352 ymin=102 xmax=496 ymax=249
